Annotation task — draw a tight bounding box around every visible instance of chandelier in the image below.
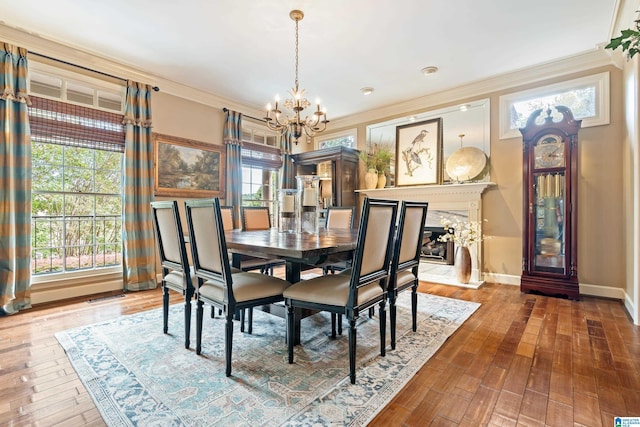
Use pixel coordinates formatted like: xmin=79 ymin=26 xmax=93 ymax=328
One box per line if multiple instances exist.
xmin=264 ymin=10 xmax=329 ymax=144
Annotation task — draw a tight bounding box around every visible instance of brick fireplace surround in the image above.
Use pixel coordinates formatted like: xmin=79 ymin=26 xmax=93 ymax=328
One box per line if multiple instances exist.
xmin=357 ymin=182 xmax=494 ymax=288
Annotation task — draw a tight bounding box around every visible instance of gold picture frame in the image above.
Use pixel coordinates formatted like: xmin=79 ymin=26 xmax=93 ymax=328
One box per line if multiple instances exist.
xmin=153 ymin=133 xmax=225 ymax=198
xmin=395 ymin=118 xmax=443 ymax=186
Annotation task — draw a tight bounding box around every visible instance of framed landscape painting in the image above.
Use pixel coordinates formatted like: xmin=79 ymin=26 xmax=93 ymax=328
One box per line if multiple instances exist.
xmin=153 ymin=133 xmax=225 ymax=197
xmin=395 ymin=118 xmax=443 ymax=186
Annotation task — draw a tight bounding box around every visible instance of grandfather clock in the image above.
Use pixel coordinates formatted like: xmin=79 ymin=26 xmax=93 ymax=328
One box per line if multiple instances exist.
xmin=519 ymin=106 xmax=581 ymax=299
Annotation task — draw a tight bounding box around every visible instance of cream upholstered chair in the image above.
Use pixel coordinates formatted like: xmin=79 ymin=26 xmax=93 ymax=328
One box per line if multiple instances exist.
xmin=322 ymin=206 xmax=356 ymax=275
xmin=241 ymin=206 xmax=272 ymax=231
xmin=325 ymin=206 xmax=355 ymax=229
xmin=283 ymin=198 xmax=399 ymax=384
xmin=239 ymin=206 xmax=284 ymax=275
xmin=388 ymin=200 xmax=428 ymax=350
xmin=150 ymin=200 xmax=197 ymax=349
xmin=219 ymin=206 xmax=235 ymax=232
xmin=185 ymin=198 xmax=291 ymax=376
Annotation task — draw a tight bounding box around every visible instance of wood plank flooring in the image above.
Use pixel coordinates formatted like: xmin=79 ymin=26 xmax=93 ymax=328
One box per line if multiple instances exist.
xmin=1 ymin=278 xmax=638 ymax=426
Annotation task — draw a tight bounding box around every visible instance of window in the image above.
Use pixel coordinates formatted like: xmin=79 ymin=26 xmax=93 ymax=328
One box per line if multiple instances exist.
xmin=499 ymin=72 xmax=610 ymax=139
xmin=316 ymin=129 xmax=357 ymax=149
xmin=29 ymin=96 xmax=124 ymax=276
xmin=240 ymin=125 xmax=281 ymax=221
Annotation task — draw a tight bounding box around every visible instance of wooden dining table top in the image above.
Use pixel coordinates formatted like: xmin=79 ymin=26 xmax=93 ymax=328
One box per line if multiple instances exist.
xmin=225 ymin=228 xmax=358 ymax=264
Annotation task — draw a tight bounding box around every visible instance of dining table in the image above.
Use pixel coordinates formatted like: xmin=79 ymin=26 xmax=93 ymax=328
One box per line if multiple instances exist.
xmin=225 ymin=227 xmax=359 ymax=344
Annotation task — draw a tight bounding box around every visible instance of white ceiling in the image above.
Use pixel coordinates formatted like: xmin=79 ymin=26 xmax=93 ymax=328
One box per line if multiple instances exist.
xmin=0 ymin=0 xmax=626 ymax=120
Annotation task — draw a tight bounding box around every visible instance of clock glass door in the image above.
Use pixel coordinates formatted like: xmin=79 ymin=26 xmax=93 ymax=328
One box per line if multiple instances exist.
xmin=533 ymin=171 xmax=566 ymax=274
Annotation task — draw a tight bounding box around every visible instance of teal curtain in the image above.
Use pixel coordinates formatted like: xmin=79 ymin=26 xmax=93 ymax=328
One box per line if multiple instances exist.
xmin=224 ymin=109 xmax=243 ymax=229
xmin=122 ymin=81 xmax=156 ymax=291
xmin=280 ymin=131 xmax=295 ymax=189
xmin=0 ymin=43 xmax=31 ymax=315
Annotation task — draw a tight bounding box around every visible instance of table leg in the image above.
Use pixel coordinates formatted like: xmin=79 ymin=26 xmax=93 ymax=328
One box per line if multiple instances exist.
xmin=285 ymin=261 xmax=302 ymax=345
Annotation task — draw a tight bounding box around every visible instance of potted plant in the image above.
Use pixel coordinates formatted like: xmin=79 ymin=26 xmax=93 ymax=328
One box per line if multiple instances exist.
xmin=359 ymin=144 xmax=393 ymax=189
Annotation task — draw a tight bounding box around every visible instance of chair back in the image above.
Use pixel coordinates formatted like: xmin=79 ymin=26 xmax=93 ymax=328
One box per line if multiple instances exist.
xmin=150 ymin=200 xmax=192 ymax=289
xmin=390 ymin=201 xmax=429 ymax=283
xmin=184 ymin=198 xmax=233 ymax=287
xmin=325 ymin=206 xmax=355 ymax=229
xmin=241 ymin=206 xmax=271 ymax=231
xmin=348 ymin=198 xmax=398 ymax=306
xmin=220 ymin=206 xmax=235 ymax=232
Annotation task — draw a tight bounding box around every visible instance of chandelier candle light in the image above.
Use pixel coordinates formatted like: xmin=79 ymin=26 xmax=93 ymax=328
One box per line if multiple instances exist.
xmin=264 ymin=10 xmax=329 ymax=144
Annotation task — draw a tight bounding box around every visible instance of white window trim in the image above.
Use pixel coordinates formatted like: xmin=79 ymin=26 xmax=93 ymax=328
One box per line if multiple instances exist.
xmin=314 ymin=128 xmax=358 ymax=149
xmin=28 ymin=60 xmax=125 ymax=113
xmin=499 ymin=72 xmax=610 ymax=139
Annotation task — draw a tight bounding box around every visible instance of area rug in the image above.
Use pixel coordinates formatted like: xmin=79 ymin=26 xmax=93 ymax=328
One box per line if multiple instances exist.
xmin=55 ymin=292 xmax=480 ymax=426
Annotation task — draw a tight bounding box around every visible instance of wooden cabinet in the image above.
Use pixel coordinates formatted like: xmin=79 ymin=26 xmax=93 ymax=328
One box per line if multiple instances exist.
xmin=293 ymin=146 xmax=360 ymax=220
xmin=519 ymin=106 xmax=581 ymax=299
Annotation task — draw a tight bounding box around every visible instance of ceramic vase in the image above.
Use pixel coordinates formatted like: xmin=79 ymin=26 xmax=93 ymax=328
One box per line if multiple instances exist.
xmin=376 ymin=173 xmax=386 ymax=189
xmin=364 ymin=169 xmax=378 ymax=190
xmin=454 ymin=246 xmax=472 ymax=284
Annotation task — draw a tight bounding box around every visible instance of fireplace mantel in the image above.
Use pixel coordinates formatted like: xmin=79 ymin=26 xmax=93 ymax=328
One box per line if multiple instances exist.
xmin=357 ymin=182 xmax=495 ymax=288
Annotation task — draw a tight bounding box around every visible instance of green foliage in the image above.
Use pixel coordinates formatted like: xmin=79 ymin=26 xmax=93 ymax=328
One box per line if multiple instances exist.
xmin=605 ymin=20 xmax=640 ymax=59
xmin=359 ymin=144 xmax=393 ymax=175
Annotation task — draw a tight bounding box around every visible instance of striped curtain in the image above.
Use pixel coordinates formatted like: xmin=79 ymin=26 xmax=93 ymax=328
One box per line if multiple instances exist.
xmin=224 ymin=109 xmax=243 ymax=229
xmin=122 ymin=81 xmax=156 ymax=291
xmin=0 ymin=43 xmax=31 ymax=315
xmin=280 ymin=131 xmax=296 ymax=189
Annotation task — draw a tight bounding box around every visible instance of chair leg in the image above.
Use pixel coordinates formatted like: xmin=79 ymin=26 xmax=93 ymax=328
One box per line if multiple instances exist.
xmin=210 ymin=306 xmax=215 ymax=319
xmin=330 ymin=313 xmax=337 ymax=339
xmin=348 ymin=317 xmax=357 ymax=384
xmin=411 ymin=286 xmax=418 ymax=332
xmin=369 ymin=307 xmax=375 ymax=318
xmin=184 ymin=289 xmax=193 ymax=349
xmin=379 ymin=300 xmax=387 ymax=357
xmin=390 ymin=295 xmax=397 ymax=350
xmin=162 ymin=285 xmax=169 ymax=334
xmin=240 ymin=309 xmax=246 ymax=332
xmin=287 ymin=305 xmax=295 ymax=364
xmin=196 ymin=300 xmax=204 ymax=355
xmin=225 ymin=312 xmax=234 ymax=377
xmin=338 ymin=314 xmax=343 ymax=335
xmin=248 ymin=308 xmax=253 ymax=334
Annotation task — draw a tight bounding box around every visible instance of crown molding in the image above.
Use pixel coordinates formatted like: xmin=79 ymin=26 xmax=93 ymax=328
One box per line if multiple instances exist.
xmin=328 ymin=48 xmax=616 ymax=131
xmin=0 ymin=22 xmax=618 ymax=128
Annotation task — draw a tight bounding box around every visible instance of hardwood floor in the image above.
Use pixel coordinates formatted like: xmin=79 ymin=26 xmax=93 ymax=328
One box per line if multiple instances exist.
xmin=1 ymin=279 xmax=638 ymax=426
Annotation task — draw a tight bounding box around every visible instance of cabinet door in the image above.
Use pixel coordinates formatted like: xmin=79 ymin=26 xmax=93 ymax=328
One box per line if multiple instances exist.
xmin=531 ymin=171 xmax=566 ymax=275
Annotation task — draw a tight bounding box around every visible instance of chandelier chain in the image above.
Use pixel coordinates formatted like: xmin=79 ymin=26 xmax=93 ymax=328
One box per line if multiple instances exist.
xmin=294 ymin=17 xmax=299 ymax=91
xmin=263 ymin=9 xmax=329 ymax=144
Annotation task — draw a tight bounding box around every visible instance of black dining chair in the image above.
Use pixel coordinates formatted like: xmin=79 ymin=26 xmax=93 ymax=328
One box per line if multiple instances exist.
xmin=388 ymin=200 xmax=429 ymax=350
xmin=184 ymin=198 xmax=291 ymax=377
xmin=322 ymin=206 xmax=356 ymax=275
xmin=283 ymin=197 xmax=399 ymax=384
xmin=150 ymin=200 xmax=197 ymax=349
xmin=238 ymin=206 xmax=284 ymax=275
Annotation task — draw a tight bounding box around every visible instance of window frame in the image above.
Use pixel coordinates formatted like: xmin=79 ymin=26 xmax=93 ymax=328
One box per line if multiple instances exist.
xmin=498 ymin=72 xmax=610 ymax=139
xmin=315 ymin=128 xmax=357 ymax=149
xmin=28 ymin=65 xmax=125 ymax=281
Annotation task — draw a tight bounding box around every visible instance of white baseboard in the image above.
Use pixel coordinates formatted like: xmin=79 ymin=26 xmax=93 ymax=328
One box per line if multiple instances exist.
xmin=483 ymin=273 xmax=520 ymax=286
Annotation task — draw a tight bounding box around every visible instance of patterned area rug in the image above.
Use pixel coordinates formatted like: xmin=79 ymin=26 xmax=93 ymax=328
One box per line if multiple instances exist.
xmin=56 ymin=292 xmax=479 ymax=426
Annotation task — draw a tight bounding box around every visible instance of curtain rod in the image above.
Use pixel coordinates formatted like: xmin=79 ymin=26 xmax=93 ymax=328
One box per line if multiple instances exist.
xmin=222 ymin=107 xmax=265 ymax=123
xmin=30 ymin=51 xmax=160 ymax=92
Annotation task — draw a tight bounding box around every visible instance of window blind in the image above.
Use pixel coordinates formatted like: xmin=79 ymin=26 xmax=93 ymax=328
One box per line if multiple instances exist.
xmin=241 ymin=141 xmax=282 ymax=170
xmin=28 ymin=96 xmax=125 ymax=152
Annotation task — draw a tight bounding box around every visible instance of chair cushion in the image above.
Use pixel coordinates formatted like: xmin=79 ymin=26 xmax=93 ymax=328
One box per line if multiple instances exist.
xmin=395 ymin=270 xmax=417 ymax=288
xmin=164 ymin=269 xmax=196 ymax=290
xmin=199 ymin=272 xmax=290 ymax=303
xmin=283 ymin=274 xmax=383 ymax=307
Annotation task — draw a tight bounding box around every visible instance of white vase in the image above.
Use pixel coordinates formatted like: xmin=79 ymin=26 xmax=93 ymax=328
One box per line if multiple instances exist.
xmin=364 ymin=169 xmax=378 ymax=189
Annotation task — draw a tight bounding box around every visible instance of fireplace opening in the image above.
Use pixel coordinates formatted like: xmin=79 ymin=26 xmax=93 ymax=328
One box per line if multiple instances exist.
xmin=421 ymin=226 xmax=454 ymax=265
